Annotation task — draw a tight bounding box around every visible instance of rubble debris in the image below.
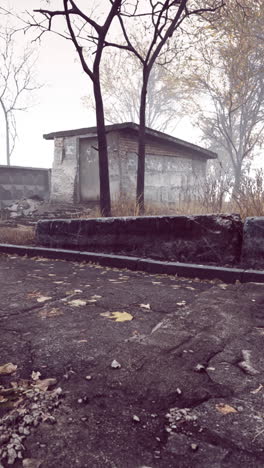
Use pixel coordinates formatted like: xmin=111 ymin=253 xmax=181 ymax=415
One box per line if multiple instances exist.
xmin=0 ymin=373 xmax=63 ymax=466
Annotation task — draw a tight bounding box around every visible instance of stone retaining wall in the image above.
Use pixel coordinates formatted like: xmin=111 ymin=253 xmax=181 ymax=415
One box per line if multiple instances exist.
xmin=241 ymin=217 xmax=264 ymax=268
xmin=36 ymin=214 xmax=243 ymax=266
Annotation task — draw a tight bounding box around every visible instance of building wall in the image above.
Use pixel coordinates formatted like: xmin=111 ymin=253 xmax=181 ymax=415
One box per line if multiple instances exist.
xmin=118 ymin=131 xmax=206 ymax=203
xmin=50 ymin=136 xmax=78 ymax=203
xmin=0 ymin=165 xmax=50 ymax=207
xmin=50 ymin=130 xmax=207 ymax=205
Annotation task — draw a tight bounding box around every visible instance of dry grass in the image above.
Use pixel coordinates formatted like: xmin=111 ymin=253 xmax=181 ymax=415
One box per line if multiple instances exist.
xmin=79 ymin=187 xmax=264 ymax=220
xmin=0 ymin=170 xmax=263 ymax=247
xmin=0 ymin=225 xmax=35 ymax=245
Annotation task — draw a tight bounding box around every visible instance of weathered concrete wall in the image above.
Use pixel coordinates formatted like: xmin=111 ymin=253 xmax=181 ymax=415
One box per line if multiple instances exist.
xmin=36 ymin=214 xmax=243 ymax=266
xmin=79 ymin=132 xmax=121 ymax=202
xmin=241 ymin=217 xmax=264 ymax=268
xmin=118 ymin=131 xmax=206 ymax=203
xmin=50 ymin=137 xmax=78 ymax=203
xmin=0 ymin=165 xmax=50 ymax=207
xmin=50 ymin=130 xmax=208 ymax=205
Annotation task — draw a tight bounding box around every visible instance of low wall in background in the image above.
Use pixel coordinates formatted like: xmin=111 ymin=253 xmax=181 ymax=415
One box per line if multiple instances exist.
xmin=36 ymin=214 xmax=243 ymax=266
xmin=0 ymin=165 xmax=51 ymax=207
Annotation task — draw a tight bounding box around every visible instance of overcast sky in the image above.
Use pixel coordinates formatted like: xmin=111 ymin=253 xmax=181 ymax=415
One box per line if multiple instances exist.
xmin=0 ymin=0 xmax=200 ymax=169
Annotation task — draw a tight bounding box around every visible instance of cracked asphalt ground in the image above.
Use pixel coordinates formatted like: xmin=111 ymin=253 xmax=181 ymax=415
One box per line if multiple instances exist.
xmin=1 ymin=254 xmax=264 ymax=467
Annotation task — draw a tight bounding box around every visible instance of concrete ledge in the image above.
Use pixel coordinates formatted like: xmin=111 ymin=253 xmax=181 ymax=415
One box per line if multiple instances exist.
xmin=36 ymin=214 xmax=243 ymax=266
xmin=242 ymin=217 xmax=264 ymax=269
xmin=1 ymin=243 xmax=262 ymax=283
xmin=241 ymin=269 xmax=264 ymax=283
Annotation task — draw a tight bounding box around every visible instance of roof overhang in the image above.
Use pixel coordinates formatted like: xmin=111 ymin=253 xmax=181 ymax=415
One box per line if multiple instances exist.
xmin=43 ymin=122 xmax=217 ymax=160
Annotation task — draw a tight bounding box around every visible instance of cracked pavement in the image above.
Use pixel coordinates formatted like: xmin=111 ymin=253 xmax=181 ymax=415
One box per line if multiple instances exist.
xmin=1 ymin=253 xmax=264 ymax=467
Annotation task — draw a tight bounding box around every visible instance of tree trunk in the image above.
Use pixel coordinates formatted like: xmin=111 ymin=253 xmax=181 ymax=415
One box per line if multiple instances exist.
xmin=232 ymin=163 xmax=242 ymax=198
xmin=0 ymin=100 xmax=10 ymax=166
xmin=93 ymin=78 xmax=111 ymax=217
xmin=136 ymin=75 xmax=148 ymax=214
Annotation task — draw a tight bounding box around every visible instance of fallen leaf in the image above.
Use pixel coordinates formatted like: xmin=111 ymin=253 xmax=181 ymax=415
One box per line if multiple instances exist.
xmin=176 ymin=301 xmax=186 ymax=306
xmin=22 ymin=458 xmax=43 ymax=468
xmin=0 ymin=363 xmax=17 ymax=375
xmin=31 ymin=371 xmax=41 ymax=381
xmin=34 ymin=378 xmax=57 ymax=392
xmin=215 ymin=403 xmax=237 ymax=414
xmin=39 ymin=308 xmax=63 ymax=319
xmin=251 ymin=384 xmax=263 ymax=394
xmin=37 ymin=296 xmax=52 ymax=303
xmin=28 ymin=291 xmax=41 ymax=298
xmin=87 ymin=299 xmax=97 ymax=303
xmin=185 ymin=286 xmax=196 ymax=291
xmin=101 ymin=311 xmax=133 ymax=322
xmin=140 ymin=303 xmax=151 ymax=310
xmin=152 ymin=281 xmax=161 ymax=285
xmin=74 ymin=289 xmax=83 ymax=293
xmin=68 ymin=299 xmax=87 ymax=307
xmin=54 ymin=281 xmax=64 ymax=285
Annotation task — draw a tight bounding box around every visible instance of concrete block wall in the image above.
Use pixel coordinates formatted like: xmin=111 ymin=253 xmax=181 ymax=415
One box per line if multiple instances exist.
xmin=118 ymin=131 xmax=206 ymax=203
xmin=0 ymin=165 xmax=50 ymax=207
xmin=50 ymin=130 xmax=208 ymax=205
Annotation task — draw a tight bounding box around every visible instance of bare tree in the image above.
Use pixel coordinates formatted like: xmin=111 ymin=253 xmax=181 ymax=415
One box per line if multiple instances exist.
xmin=82 ymin=44 xmax=184 ymax=133
xmin=0 ymin=27 xmax=39 ymax=166
xmin=28 ymin=1 xmax=129 ymax=217
xmin=27 ymin=1 xmax=223 ymax=215
xmin=106 ymin=0 xmax=224 ymax=212
xmin=184 ymin=0 xmax=264 ymax=195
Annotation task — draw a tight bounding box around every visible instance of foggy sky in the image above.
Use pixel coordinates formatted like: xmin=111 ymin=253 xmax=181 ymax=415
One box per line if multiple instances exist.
xmin=0 ymin=0 xmax=199 ymax=168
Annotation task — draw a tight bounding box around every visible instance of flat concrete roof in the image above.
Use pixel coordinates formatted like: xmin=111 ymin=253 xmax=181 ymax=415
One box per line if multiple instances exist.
xmin=43 ymin=122 xmax=217 ymax=160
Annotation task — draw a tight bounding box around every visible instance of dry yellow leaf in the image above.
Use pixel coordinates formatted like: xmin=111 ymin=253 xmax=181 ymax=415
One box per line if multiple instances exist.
xmin=37 ymin=296 xmax=52 ymax=303
xmin=68 ymin=299 xmax=87 ymax=307
xmin=0 ymin=363 xmax=17 ymax=375
xmin=101 ymin=311 xmax=133 ymax=322
xmin=215 ymin=403 xmax=237 ymax=414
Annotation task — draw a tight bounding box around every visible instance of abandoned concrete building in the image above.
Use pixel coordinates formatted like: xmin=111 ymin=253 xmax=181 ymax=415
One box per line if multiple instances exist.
xmin=44 ymin=122 xmax=217 ymax=205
